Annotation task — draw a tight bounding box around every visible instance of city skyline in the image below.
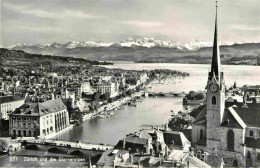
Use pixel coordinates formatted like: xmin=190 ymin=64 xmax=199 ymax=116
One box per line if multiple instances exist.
xmin=1 ymin=0 xmax=260 ymax=47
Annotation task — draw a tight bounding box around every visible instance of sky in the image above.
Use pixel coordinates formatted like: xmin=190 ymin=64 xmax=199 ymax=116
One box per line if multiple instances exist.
xmin=1 ymin=0 xmax=259 ymax=47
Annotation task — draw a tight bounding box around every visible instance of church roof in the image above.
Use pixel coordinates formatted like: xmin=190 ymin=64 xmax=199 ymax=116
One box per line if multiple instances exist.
xmin=192 ymin=105 xmax=207 ymax=125
xmin=231 ymin=103 xmax=260 ymax=127
xmin=192 ymin=101 xmax=260 ymax=129
xmin=224 ymin=102 xmax=260 ymax=128
xmin=209 ymin=2 xmax=221 ymax=81
xmin=190 ymin=104 xmax=206 ymax=118
xmin=221 ymin=107 xmax=246 ymax=129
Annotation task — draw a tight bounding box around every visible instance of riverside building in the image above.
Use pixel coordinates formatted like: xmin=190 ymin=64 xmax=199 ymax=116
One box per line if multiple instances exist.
xmin=0 ymin=95 xmax=25 ymax=120
xmin=9 ymin=98 xmax=69 ymax=138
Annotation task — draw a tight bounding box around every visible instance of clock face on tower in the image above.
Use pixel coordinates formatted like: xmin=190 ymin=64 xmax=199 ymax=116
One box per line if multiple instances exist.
xmin=209 ymin=83 xmax=219 ymax=93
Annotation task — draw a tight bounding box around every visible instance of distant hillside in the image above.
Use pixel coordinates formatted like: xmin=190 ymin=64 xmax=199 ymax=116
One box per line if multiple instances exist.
xmin=0 ymin=48 xmax=111 ymax=77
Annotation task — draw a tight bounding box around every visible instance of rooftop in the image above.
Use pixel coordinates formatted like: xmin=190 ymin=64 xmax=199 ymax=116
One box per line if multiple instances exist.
xmin=0 ymin=95 xmax=25 ymax=104
xmin=10 ymin=98 xmax=66 ymax=117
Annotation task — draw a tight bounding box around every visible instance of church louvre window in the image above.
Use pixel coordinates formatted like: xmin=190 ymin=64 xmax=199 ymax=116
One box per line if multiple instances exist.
xmin=247 ymin=151 xmax=251 ymax=159
xmin=257 ymin=153 xmax=260 ymax=160
xmin=200 ymin=129 xmax=203 ymax=139
xmin=227 ymin=130 xmax=234 ymax=151
xmin=212 ymin=96 xmax=216 ymax=105
xmin=249 ymin=130 xmax=254 ymax=137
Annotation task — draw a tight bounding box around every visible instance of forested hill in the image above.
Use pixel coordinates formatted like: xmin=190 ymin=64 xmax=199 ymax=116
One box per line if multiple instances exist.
xmin=0 ymin=48 xmax=111 ymax=77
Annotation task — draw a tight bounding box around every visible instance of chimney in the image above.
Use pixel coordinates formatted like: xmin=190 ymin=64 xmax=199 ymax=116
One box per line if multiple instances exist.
xmin=165 ymin=146 xmax=168 ymax=158
xmin=130 ymin=155 xmax=133 ymax=165
xmin=113 ymin=160 xmax=116 ymax=168
xmin=204 ymin=152 xmax=209 ymax=162
xmin=189 ymin=147 xmax=194 ymax=156
xmin=152 ymin=125 xmax=154 ymax=131
xmin=156 ymin=140 xmax=160 ymax=152
xmin=88 ymin=156 xmax=92 ymax=168
xmin=202 ymin=153 xmax=206 ymax=162
xmin=197 ymin=151 xmax=201 ymax=159
xmin=157 ymin=126 xmax=160 ymax=131
xmin=123 ymin=139 xmax=126 ymax=150
xmin=242 ymin=97 xmax=248 ymax=108
xmin=187 ymin=161 xmax=190 ymax=168
xmin=165 ymin=123 xmax=168 ymax=131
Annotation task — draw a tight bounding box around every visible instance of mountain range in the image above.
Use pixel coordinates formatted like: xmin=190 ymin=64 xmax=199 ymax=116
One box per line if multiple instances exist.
xmin=8 ymin=37 xmax=260 ymax=65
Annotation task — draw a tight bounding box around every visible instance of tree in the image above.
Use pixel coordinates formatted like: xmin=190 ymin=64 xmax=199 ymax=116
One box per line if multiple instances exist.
xmin=100 ymin=92 xmax=110 ymax=101
xmin=126 ymin=78 xmax=137 ymax=85
xmin=71 ymin=110 xmax=83 ymax=126
xmin=126 ymin=89 xmax=134 ymax=96
xmin=168 ymin=111 xmax=193 ymax=131
xmin=93 ymin=92 xmax=101 ymax=101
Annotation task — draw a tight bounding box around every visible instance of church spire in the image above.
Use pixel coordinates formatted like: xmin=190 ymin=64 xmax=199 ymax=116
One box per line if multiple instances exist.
xmin=210 ymin=1 xmax=221 ymax=81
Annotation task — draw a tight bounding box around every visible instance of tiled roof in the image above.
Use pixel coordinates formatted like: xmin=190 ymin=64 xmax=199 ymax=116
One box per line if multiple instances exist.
xmin=185 ymin=155 xmax=211 ymax=168
xmin=163 ymin=131 xmax=190 ymax=148
xmin=148 ymin=156 xmax=161 ymax=166
xmin=0 ymin=95 xmax=25 ymax=104
xmin=10 ymin=99 xmax=66 ymax=117
xmin=245 ymin=137 xmax=260 ymax=148
xmin=97 ymin=149 xmax=130 ymax=167
xmin=124 ymin=133 xmax=148 ymax=145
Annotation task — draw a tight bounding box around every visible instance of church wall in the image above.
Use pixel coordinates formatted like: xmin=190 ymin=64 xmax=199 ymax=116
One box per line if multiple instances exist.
xmin=246 ymin=127 xmax=260 ymax=138
xmin=219 ymin=127 xmax=245 ymax=155
xmin=191 ymin=124 xmax=206 ymax=146
xmin=246 ymin=147 xmax=260 ymax=167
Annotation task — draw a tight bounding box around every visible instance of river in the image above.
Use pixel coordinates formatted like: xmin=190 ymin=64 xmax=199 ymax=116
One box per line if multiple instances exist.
xmin=55 ymin=63 xmax=260 ymax=145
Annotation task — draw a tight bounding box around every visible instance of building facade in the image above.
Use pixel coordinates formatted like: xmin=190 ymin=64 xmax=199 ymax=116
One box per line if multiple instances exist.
xmin=9 ymin=99 xmax=69 ymax=138
xmin=0 ymin=95 xmax=25 ymax=120
xmin=96 ymin=81 xmax=119 ymax=98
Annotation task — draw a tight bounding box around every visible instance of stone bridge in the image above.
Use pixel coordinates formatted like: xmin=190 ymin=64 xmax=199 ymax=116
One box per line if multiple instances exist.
xmin=147 ymin=91 xmax=186 ymax=97
xmin=23 ymin=139 xmax=114 ymax=157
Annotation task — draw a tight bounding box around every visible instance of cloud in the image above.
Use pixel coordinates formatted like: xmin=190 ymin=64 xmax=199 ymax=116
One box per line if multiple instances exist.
xmin=122 ymin=20 xmax=164 ymax=28
xmin=228 ymin=24 xmax=260 ymax=31
xmin=3 ymin=20 xmax=60 ymax=32
xmin=3 ymin=2 xmax=104 ymax=20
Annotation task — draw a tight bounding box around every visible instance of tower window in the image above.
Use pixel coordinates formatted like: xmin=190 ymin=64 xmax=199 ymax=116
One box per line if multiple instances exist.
xmin=249 ymin=130 xmax=254 ymax=137
xmin=212 ymin=96 xmax=216 ymax=105
xmin=227 ymin=130 xmax=234 ymax=151
xmin=247 ymin=151 xmax=251 ymax=159
xmin=200 ymin=129 xmax=203 ymax=140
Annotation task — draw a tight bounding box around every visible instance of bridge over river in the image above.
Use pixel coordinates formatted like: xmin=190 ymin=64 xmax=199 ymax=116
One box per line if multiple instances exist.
xmin=146 ymin=91 xmax=186 ymax=97
xmin=23 ymin=139 xmax=114 ymax=157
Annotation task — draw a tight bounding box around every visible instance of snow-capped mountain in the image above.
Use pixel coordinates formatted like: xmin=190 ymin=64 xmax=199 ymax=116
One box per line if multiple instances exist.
xmin=5 ymin=37 xmax=260 ymax=63
xmin=9 ymin=37 xmax=250 ymax=51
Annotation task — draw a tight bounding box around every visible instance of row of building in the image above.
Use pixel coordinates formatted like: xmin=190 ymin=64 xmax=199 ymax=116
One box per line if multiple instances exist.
xmin=96 ymin=125 xmax=211 ymax=168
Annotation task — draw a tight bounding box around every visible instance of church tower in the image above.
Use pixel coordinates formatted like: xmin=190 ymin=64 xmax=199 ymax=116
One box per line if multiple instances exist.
xmin=206 ymin=1 xmax=225 ymax=151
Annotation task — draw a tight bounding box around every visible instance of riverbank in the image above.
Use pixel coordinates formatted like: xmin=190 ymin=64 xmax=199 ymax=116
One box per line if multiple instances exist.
xmin=84 ymin=92 xmax=143 ymax=121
